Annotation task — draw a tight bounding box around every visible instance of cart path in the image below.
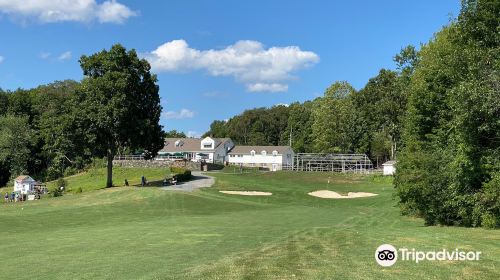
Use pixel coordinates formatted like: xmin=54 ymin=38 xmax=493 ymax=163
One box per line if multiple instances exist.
xmin=161 ymin=172 xmax=215 ymax=192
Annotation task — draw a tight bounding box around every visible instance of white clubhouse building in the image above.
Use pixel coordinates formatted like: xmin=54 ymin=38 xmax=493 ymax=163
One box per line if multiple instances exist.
xmin=157 ymin=137 xmax=294 ymax=171
xmin=227 ymin=146 xmax=294 ymax=171
xmin=159 ymin=137 xmax=234 ymax=164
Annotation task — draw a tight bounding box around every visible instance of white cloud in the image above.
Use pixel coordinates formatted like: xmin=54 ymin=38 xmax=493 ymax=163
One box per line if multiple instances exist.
xmin=39 ymin=52 xmax=51 ymax=59
xmin=0 ymin=56 xmax=4 ymax=63
xmin=163 ymin=109 xmax=195 ymax=120
xmin=58 ymin=51 xmax=72 ymax=61
xmin=247 ymin=83 xmax=288 ymax=93
xmin=0 ymin=0 xmax=136 ymax=24
xmin=144 ymin=39 xmax=319 ymax=92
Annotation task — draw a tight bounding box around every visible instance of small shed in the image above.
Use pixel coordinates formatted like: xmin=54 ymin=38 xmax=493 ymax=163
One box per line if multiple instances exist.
xmin=382 ymin=161 xmax=396 ymax=176
xmin=14 ymin=175 xmax=36 ymax=194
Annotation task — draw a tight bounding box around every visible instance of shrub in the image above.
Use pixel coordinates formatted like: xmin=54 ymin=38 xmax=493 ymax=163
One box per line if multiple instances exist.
xmin=52 ymin=187 xmax=63 ymax=197
xmin=75 ymin=187 xmax=83 ymax=194
xmin=63 ymin=167 xmax=78 ymax=177
xmin=45 ymin=165 xmax=63 ymax=181
xmin=170 ymin=167 xmax=192 ymax=182
xmin=474 ymin=173 xmax=500 ymax=229
xmin=56 ymin=178 xmax=67 ymax=190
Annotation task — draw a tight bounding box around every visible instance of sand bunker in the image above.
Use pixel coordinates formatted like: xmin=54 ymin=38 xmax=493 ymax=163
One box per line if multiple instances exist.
xmin=308 ymin=190 xmax=378 ymax=199
xmin=219 ymin=191 xmax=272 ymax=196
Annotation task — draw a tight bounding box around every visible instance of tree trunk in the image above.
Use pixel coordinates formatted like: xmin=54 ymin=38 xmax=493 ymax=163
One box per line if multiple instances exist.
xmin=106 ymin=149 xmax=114 ymax=188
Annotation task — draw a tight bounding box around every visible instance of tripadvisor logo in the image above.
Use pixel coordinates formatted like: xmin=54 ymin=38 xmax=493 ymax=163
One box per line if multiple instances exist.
xmin=375 ymin=244 xmax=481 ymax=267
xmin=375 ymin=244 xmax=397 ymax=267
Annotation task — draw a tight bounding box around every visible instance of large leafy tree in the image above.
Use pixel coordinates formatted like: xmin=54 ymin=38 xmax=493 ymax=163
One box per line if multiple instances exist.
xmin=312 ymin=81 xmax=356 ymax=153
xmin=77 ymin=44 xmax=164 ymax=188
xmin=395 ymin=0 xmax=500 ymax=227
xmin=280 ymin=101 xmax=315 ymax=153
xmin=353 ymin=69 xmax=407 ymax=160
xmin=0 ymin=115 xmax=33 ymax=178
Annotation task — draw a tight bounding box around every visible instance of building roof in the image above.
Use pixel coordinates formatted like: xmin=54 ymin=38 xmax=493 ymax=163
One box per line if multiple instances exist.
xmin=160 ymin=137 xmax=231 ymax=153
xmin=14 ymin=175 xmax=34 ymax=182
xmin=382 ymin=160 xmax=396 ymax=166
xmin=228 ymin=146 xmax=292 ymax=155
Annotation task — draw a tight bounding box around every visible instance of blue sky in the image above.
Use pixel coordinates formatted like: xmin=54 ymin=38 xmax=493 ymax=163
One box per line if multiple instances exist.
xmin=0 ymin=0 xmax=460 ymax=137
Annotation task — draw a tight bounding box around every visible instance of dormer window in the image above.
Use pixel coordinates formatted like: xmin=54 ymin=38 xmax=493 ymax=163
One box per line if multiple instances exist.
xmin=250 ymin=150 xmax=255 ymax=156
xmin=175 ymin=140 xmax=183 ymax=147
xmin=261 ymin=150 xmax=267 ymax=156
xmin=201 ymin=137 xmax=215 ymax=149
xmin=272 ymin=150 xmax=278 ymax=156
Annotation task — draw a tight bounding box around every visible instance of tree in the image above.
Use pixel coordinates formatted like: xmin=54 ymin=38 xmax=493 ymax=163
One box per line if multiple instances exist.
xmin=312 ymin=81 xmax=356 ymax=153
xmin=395 ymin=0 xmax=500 ymax=227
xmin=76 ymin=44 xmax=164 ymax=188
xmin=353 ymin=69 xmax=407 ymax=159
xmin=203 ymin=120 xmax=228 ymax=138
xmin=0 ymin=115 xmax=32 ymax=177
xmin=164 ymin=130 xmax=187 ymax=138
xmin=281 ymin=101 xmax=315 ymax=152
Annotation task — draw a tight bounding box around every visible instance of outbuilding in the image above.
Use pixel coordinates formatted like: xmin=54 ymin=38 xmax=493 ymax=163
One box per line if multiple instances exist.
xmin=382 ymin=161 xmax=396 ymax=176
xmin=14 ymin=175 xmax=36 ymax=194
xmin=227 ymin=146 xmax=295 ymax=171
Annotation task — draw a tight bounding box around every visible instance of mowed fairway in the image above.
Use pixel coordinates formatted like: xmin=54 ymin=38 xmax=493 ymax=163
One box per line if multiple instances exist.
xmin=0 ymin=170 xmax=498 ymax=279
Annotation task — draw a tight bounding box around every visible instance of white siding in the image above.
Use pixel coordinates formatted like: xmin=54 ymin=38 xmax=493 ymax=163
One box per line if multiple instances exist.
xmin=383 ymin=165 xmax=395 ymax=175
xmin=227 ymin=148 xmax=294 ymax=171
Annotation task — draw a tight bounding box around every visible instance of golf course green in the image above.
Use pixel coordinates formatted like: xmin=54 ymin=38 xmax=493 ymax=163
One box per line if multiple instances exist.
xmin=0 ymin=168 xmax=498 ymax=279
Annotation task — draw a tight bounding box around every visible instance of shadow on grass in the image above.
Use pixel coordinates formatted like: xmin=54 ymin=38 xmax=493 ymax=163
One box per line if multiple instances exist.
xmin=131 ymin=175 xmax=206 ymax=188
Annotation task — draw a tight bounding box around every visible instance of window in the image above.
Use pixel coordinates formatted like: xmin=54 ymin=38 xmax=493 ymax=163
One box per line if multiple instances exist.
xmin=250 ymin=150 xmax=255 ymax=156
xmin=238 ymin=155 xmax=243 ymax=158
xmin=261 ymin=150 xmax=267 ymax=156
xmin=272 ymin=150 xmax=278 ymax=156
xmin=203 ymin=144 xmax=212 ymax=149
xmin=261 ymin=163 xmax=266 ymax=167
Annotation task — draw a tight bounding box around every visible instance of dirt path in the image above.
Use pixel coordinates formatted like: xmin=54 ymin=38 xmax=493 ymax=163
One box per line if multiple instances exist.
xmin=161 ymin=172 xmax=214 ymax=192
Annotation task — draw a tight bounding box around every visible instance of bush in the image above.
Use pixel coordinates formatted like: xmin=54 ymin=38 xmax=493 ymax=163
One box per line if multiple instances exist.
xmin=474 ymin=173 xmax=500 ymax=229
xmin=63 ymin=166 xmax=78 ymax=177
xmin=75 ymin=187 xmax=83 ymax=194
xmin=52 ymin=187 xmax=63 ymax=197
xmin=56 ymin=178 xmax=67 ymax=190
xmin=45 ymin=165 xmax=63 ymax=181
xmin=170 ymin=167 xmax=192 ymax=182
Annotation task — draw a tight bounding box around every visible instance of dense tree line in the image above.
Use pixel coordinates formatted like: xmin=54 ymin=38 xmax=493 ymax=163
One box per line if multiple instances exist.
xmin=395 ymin=0 xmax=499 ymax=228
xmin=204 ymin=60 xmax=412 ymax=165
xmin=0 ymin=81 xmax=83 ymax=187
xmin=204 ymin=0 xmax=499 ymax=228
xmin=0 ymin=45 xmax=164 ymax=188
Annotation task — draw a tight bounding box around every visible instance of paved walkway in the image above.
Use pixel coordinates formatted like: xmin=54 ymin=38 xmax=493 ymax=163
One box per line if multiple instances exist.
xmin=161 ymin=172 xmax=214 ymax=192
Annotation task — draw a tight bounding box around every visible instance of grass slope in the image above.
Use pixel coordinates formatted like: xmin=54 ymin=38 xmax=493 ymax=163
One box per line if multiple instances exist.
xmin=46 ymin=167 xmax=173 ymax=192
xmin=0 ymin=171 xmax=498 ymax=279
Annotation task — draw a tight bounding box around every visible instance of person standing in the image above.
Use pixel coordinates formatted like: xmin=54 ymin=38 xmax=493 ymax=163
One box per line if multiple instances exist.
xmin=4 ymin=192 xmax=8 ymax=203
xmin=141 ymin=176 xmax=145 ymax=187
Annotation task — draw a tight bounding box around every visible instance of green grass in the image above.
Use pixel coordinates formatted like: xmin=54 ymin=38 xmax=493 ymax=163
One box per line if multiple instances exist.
xmin=46 ymin=167 xmax=173 ymax=192
xmin=0 ymin=170 xmax=498 ymax=279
